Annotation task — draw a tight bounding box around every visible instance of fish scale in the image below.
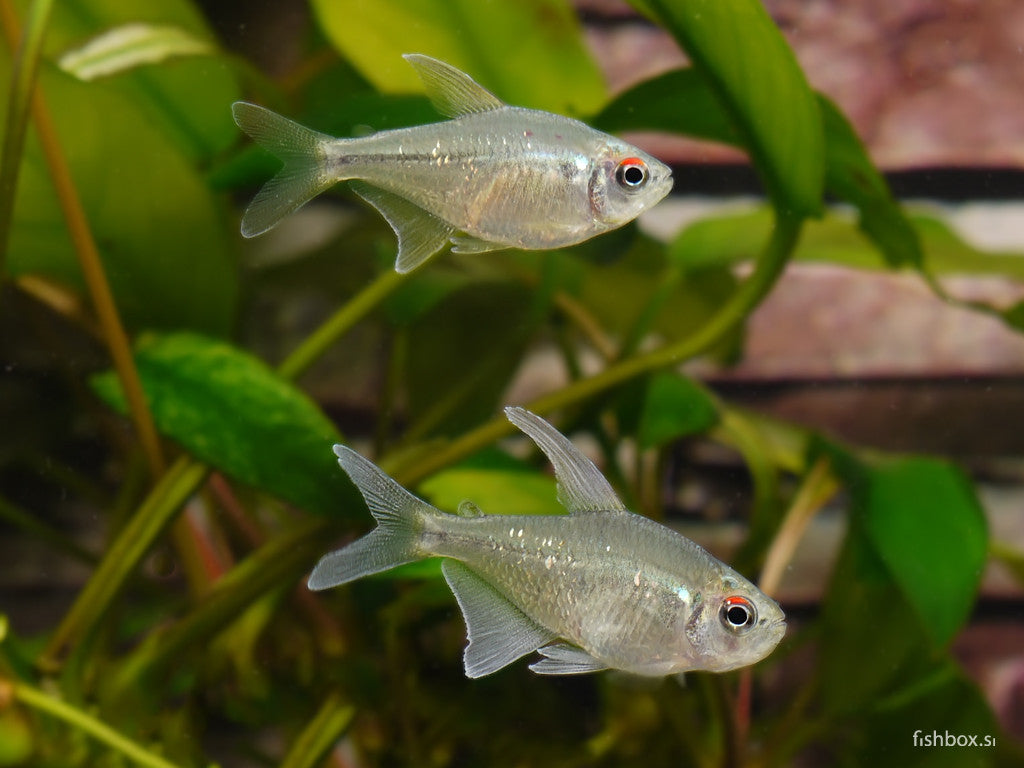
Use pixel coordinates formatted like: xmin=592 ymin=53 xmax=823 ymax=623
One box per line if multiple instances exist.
xmin=308 ymin=407 xmax=786 ymax=678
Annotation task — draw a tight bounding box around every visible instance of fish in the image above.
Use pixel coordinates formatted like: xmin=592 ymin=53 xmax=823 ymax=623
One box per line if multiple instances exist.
xmin=232 ymin=54 xmax=673 ymax=273
xmin=308 ymin=406 xmax=786 ymax=678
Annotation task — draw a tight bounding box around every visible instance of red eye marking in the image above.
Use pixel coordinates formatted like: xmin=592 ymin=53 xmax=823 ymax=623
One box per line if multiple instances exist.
xmin=615 ymin=157 xmax=648 ymax=188
xmin=721 ymin=595 xmax=756 ymax=631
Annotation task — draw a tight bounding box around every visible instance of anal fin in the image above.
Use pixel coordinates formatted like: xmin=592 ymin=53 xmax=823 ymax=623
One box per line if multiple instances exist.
xmin=349 ymin=181 xmax=454 ymax=273
xmin=529 ymin=643 xmax=608 ymax=675
xmin=441 ymin=560 xmax=555 ymax=678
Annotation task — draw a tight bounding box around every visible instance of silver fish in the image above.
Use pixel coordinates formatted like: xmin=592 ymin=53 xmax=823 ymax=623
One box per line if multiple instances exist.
xmin=232 ymin=54 xmax=672 ymax=273
xmin=308 ymin=407 xmax=785 ymax=678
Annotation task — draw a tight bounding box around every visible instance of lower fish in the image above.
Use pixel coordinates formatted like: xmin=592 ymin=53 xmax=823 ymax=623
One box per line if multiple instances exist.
xmin=308 ymin=407 xmax=785 ymax=678
xmin=232 ymin=54 xmax=672 ymax=273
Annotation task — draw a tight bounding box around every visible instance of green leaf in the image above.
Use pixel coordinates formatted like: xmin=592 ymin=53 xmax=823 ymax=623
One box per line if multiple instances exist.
xmin=637 ymin=372 xmax=718 ymax=448
xmin=420 ymin=468 xmax=562 ymax=517
xmin=818 ymin=96 xmax=922 ymax=269
xmin=639 ymin=0 xmax=823 ymax=216
xmin=57 ymin=23 xmax=214 ymax=81
xmin=576 ymin=231 xmax=739 ymax=348
xmin=817 ymin=516 xmax=939 ymax=715
xmin=667 ymin=206 xmax=1024 ymax=286
xmin=309 ymin=0 xmax=606 ymax=115
xmin=858 ymin=457 xmax=988 ymax=647
xmin=91 ymin=333 xmax=357 ymax=517
xmin=5 ymin=65 xmax=237 ymax=335
xmin=591 ymin=68 xmax=739 ymax=145
xmin=46 ymin=0 xmax=240 ymax=161
xmin=595 ymin=68 xmax=919 ymax=269
xmin=818 ymin=439 xmax=988 ymax=649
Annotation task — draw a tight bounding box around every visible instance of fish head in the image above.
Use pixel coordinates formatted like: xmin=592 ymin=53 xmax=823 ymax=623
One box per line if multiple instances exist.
xmin=679 ymin=571 xmax=787 ymax=673
xmin=588 ymin=141 xmax=673 ymax=228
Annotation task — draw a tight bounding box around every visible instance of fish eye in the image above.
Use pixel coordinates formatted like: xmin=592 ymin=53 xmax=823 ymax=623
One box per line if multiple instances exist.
xmin=615 ymin=157 xmax=648 ymax=189
xmin=720 ymin=596 xmax=757 ymax=634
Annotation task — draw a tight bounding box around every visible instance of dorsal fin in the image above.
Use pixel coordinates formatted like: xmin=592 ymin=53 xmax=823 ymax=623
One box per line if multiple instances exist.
xmin=504 ymin=407 xmax=627 ymax=514
xmin=403 ymin=53 xmax=505 ymax=118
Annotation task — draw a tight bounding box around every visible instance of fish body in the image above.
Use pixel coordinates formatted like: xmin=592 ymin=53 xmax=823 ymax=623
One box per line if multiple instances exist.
xmin=232 ymin=55 xmax=673 ymax=273
xmin=309 ymin=407 xmax=785 ymax=678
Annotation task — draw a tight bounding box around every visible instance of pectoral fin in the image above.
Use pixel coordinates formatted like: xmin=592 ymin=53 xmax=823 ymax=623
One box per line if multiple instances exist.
xmin=349 ymin=181 xmax=454 ymax=273
xmin=442 ymin=560 xmax=556 ymax=678
xmin=529 ymin=643 xmax=609 ymax=675
xmin=504 ymin=407 xmax=627 ymax=514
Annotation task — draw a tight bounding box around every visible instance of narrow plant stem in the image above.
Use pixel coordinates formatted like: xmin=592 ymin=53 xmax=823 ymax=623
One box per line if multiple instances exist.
xmin=0 ymin=0 xmax=53 ymax=275
xmin=759 ymin=456 xmax=837 ymax=598
xmin=277 ymin=268 xmax=406 ymax=380
xmin=38 ymin=263 xmax=401 ymax=670
xmin=110 ymin=516 xmax=330 ymax=697
xmin=278 ymin=692 xmax=356 ymax=768
xmin=553 ymin=291 xmax=616 ymax=361
xmin=716 ymin=409 xmax=778 ymax=523
xmin=393 ymin=213 xmax=801 ymax=488
xmin=0 ymin=493 xmax=96 ymax=564
xmin=40 ymin=457 xmax=209 ymax=670
xmin=1 ymin=678 xmax=183 ymax=768
xmin=733 ymin=455 xmax=837 ymax=764
xmin=0 ymin=1 xmax=166 ymax=481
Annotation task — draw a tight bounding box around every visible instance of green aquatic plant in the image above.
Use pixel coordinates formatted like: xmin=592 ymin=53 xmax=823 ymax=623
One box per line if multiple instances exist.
xmin=0 ymin=0 xmax=1020 ymax=766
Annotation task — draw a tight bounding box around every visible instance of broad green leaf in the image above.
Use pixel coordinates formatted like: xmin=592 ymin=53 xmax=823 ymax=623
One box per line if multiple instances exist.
xmin=595 ymin=67 xmax=916 ymax=269
xmin=858 ymin=457 xmax=988 ymax=647
xmin=856 ymin=667 xmax=1007 ymax=767
xmin=668 ymin=207 xmax=1024 ymax=287
xmin=638 ymin=372 xmax=718 ymax=448
xmin=420 ymin=468 xmax=562 ymax=517
xmin=819 ymin=438 xmax=988 ymax=649
xmin=817 ymin=518 xmax=940 ymax=715
xmin=309 ymin=0 xmax=605 ymax=115
xmin=45 ymin=0 xmax=240 ymax=161
xmin=6 ymin=65 xmax=237 ymax=335
xmin=91 ymin=333 xmax=357 ymax=517
xmin=57 ymin=23 xmax=214 ymax=81
xmin=592 ymin=68 xmax=740 ymax=146
xmin=818 ymin=96 xmax=922 ymax=269
xmin=638 ymin=0 xmax=823 ymax=216
xmin=576 ymin=231 xmax=738 ymax=347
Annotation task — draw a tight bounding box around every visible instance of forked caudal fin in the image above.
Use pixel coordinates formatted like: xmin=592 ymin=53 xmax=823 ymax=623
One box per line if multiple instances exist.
xmin=231 ymin=102 xmax=339 ymax=238
xmin=307 ymin=445 xmax=438 ymax=590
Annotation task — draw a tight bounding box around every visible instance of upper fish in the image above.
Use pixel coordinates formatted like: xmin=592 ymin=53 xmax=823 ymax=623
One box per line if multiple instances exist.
xmin=308 ymin=407 xmax=786 ymax=678
xmin=232 ymin=54 xmax=673 ymax=273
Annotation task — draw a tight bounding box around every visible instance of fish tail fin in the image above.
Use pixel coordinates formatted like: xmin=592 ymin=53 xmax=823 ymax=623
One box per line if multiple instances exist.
xmin=307 ymin=445 xmax=439 ymax=591
xmin=231 ymin=101 xmax=339 ymax=238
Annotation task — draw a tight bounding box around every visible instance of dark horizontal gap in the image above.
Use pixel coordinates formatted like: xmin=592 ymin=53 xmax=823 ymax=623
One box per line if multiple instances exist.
xmin=665 ymin=164 xmax=1024 ymax=202
xmin=706 ymin=374 xmax=1024 ymax=391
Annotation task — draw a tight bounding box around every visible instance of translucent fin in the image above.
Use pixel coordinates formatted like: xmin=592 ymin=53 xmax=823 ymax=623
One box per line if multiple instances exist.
xmin=403 ymin=53 xmax=504 ymax=118
xmin=307 ymin=446 xmax=438 ymax=590
xmin=349 ymin=181 xmax=454 ymax=273
xmin=231 ymin=101 xmax=338 ymax=238
xmin=529 ymin=643 xmax=609 ymax=675
xmin=504 ymin=407 xmax=627 ymax=514
xmin=450 ymin=233 xmax=507 ymax=255
xmin=442 ymin=560 xmax=556 ymax=678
